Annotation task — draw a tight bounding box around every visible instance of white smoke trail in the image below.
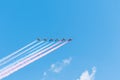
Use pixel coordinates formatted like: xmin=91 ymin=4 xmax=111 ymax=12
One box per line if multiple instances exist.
xmin=0 ymin=41 xmax=59 ymax=79
xmin=0 ymin=41 xmax=68 ymax=80
xmin=0 ymin=41 xmax=44 ymax=67
xmin=0 ymin=41 xmax=60 ymax=74
xmin=0 ymin=40 xmax=38 ymax=65
xmin=0 ymin=42 xmax=54 ymax=72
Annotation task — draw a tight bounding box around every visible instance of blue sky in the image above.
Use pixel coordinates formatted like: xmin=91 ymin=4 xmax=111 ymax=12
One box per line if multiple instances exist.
xmin=0 ymin=0 xmax=120 ymax=80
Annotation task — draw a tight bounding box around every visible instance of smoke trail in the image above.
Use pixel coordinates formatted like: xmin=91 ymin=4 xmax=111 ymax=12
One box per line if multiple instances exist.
xmin=0 ymin=41 xmax=60 ymax=74
xmin=0 ymin=41 xmax=68 ymax=80
xmin=0 ymin=40 xmax=38 ymax=64
xmin=0 ymin=41 xmax=61 ymax=77
xmin=0 ymin=42 xmax=54 ymax=72
xmin=0 ymin=42 xmax=48 ymax=71
xmin=0 ymin=41 xmax=44 ymax=67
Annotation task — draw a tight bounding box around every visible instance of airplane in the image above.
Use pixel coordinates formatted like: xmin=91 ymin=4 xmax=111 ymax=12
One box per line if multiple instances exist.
xmin=61 ymin=38 xmax=66 ymax=41
xmin=43 ymin=38 xmax=47 ymax=41
xmin=55 ymin=39 xmax=59 ymax=42
xmin=49 ymin=39 xmax=54 ymax=42
xmin=37 ymin=38 xmax=40 ymax=41
xmin=68 ymin=38 xmax=72 ymax=41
